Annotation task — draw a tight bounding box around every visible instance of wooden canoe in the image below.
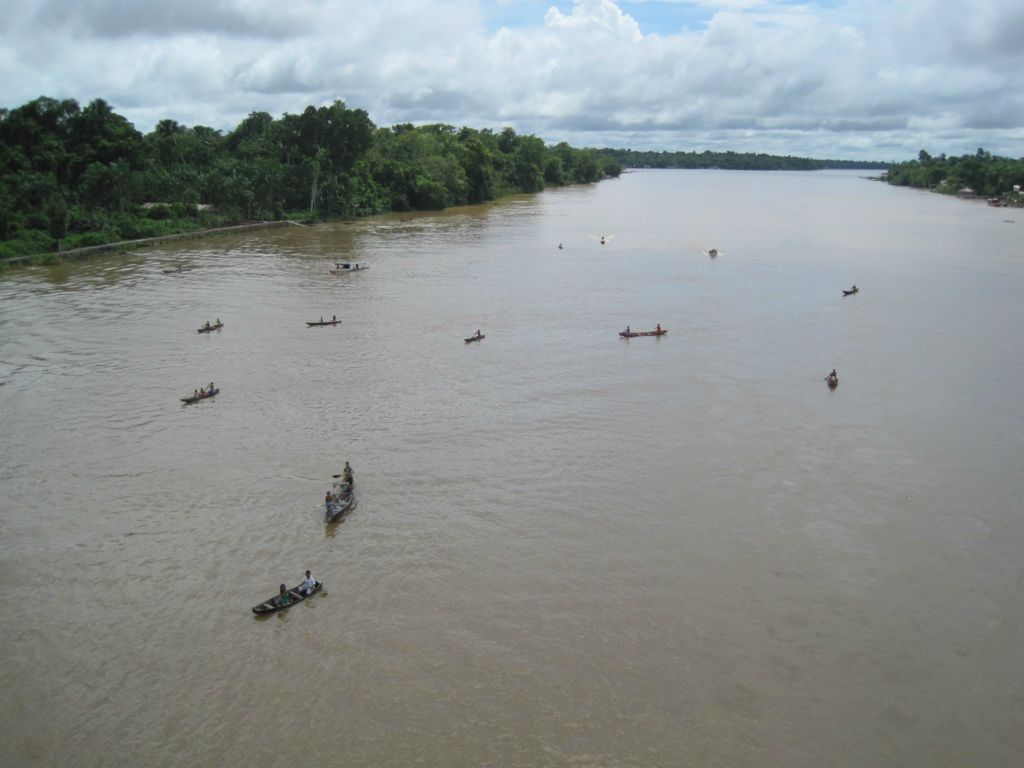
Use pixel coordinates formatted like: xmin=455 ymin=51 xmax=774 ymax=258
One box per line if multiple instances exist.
xmin=325 ymin=491 xmax=357 ymax=523
xmin=197 ymin=323 xmax=224 ymax=333
xmin=251 ymin=580 xmax=323 ymax=615
xmin=464 ymin=334 xmax=485 ymax=343
xmin=307 ymin=320 xmax=341 ymax=326
xmin=180 ymin=387 xmax=219 ymax=403
xmin=619 ymin=329 xmax=668 ymax=338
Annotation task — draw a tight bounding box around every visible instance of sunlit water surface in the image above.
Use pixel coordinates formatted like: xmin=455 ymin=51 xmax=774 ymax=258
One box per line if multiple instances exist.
xmin=1 ymin=170 xmax=1022 ymax=767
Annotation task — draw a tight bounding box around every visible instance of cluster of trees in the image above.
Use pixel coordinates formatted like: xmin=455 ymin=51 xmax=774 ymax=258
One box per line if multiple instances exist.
xmin=885 ymin=149 xmax=1024 ymax=199
xmin=0 ymin=96 xmax=622 ymax=259
xmin=594 ymin=148 xmax=887 ymax=171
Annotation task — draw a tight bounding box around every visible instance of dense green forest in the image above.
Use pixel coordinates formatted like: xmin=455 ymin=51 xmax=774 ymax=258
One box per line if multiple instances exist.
xmin=0 ymin=96 xmax=622 ymax=260
xmin=595 ymin=148 xmax=887 ymax=171
xmin=885 ymin=149 xmax=1024 ymax=199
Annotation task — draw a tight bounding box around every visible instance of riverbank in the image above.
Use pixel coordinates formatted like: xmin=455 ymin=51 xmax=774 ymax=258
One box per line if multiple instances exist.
xmin=0 ymin=220 xmax=311 ymax=272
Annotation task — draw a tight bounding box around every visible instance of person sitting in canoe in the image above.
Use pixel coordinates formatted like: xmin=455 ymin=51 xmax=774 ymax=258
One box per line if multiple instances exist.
xmin=204 ymin=320 xmax=211 ymax=330
xmin=299 ymin=570 xmax=317 ymax=596
xmin=215 ymin=318 xmax=221 ymax=326
xmin=656 ymin=324 xmax=662 ymax=333
xmin=624 ymin=325 xmax=630 ymax=336
xmin=207 ymin=382 xmax=214 ymax=394
xmin=332 ymin=315 xmax=337 ymax=323
xmin=277 ymin=584 xmax=291 ymax=607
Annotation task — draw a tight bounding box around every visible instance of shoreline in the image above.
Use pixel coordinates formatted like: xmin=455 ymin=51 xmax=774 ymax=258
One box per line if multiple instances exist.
xmin=0 ymin=220 xmax=310 ymax=269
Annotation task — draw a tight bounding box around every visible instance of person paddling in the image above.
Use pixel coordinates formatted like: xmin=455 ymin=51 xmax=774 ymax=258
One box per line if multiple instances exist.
xmin=277 ymin=584 xmax=291 ymax=607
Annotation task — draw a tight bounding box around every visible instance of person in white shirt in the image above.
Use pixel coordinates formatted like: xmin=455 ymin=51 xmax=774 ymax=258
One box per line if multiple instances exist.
xmin=299 ymin=570 xmax=317 ymax=596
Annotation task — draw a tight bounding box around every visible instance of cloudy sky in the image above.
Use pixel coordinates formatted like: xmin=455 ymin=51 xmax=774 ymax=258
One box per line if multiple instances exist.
xmin=2 ymin=0 xmax=1022 ymax=160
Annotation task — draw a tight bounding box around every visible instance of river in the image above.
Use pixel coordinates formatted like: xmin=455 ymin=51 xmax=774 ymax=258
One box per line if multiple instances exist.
xmin=1 ymin=170 xmax=1022 ymax=767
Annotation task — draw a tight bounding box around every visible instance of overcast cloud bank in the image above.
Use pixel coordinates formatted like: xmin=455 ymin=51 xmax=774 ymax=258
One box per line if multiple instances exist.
xmin=2 ymin=0 xmax=1022 ymax=160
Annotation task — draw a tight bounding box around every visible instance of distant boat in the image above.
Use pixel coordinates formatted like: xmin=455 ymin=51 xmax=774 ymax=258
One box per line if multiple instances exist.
xmin=330 ymin=261 xmax=368 ymax=273
xmin=251 ymin=581 xmax=322 ymax=615
xmin=708 ymin=248 xmax=718 ymax=258
xmin=826 ymin=373 xmax=839 ymax=389
xmin=181 ymin=387 xmax=219 ymax=404
xmin=307 ymin=319 xmax=340 ymax=326
xmin=465 ymin=332 xmax=485 ymax=343
xmin=843 ymin=286 xmax=858 ymax=296
xmin=163 ymin=265 xmax=192 ymax=274
xmin=197 ymin=322 xmax=223 ymax=333
xmin=620 ymin=327 xmax=667 ymax=338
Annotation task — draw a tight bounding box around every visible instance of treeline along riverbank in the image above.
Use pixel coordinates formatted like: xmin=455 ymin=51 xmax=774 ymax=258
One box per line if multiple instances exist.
xmin=0 ymin=96 xmax=624 ymax=266
xmin=884 ymin=149 xmax=1024 ymax=202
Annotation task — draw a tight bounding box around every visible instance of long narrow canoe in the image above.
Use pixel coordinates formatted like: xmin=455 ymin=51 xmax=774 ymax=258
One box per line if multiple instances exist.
xmin=827 ymin=376 xmax=839 ymax=389
xmin=842 ymin=288 xmax=858 ymax=296
xmin=180 ymin=387 xmax=219 ymax=403
xmin=307 ymin=320 xmax=341 ymax=326
xmin=619 ymin=329 xmax=668 ymax=338
xmin=251 ymin=580 xmax=323 ymax=615
xmin=465 ymin=334 xmax=485 ymax=343
xmin=197 ymin=322 xmax=224 ymax=333
xmin=325 ymin=491 xmax=357 ymax=523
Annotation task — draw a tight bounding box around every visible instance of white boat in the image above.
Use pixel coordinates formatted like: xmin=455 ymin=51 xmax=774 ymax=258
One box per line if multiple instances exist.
xmin=330 ymin=261 xmax=369 ymax=273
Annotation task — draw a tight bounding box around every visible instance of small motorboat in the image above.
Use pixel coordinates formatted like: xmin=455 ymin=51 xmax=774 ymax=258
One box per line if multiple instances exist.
xmin=465 ymin=332 xmax=485 ymax=343
xmin=197 ymin=322 xmax=224 ymax=333
xmin=251 ymin=580 xmax=323 ymax=615
xmin=307 ymin=319 xmax=341 ymax=326
xmin=181 ymin=387 xmax=219 ymax=404
xmin=620 ymin=327 xmax=668 ymax=338
xmin=330 ymin=261 xmax=368 ymax=273
xmin=842 ymin=286 xmax=858 ymax=296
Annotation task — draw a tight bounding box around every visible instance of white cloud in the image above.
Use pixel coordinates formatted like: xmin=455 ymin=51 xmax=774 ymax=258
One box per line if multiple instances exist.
xmin=0 ymin=0 xmax=1022 ymax=160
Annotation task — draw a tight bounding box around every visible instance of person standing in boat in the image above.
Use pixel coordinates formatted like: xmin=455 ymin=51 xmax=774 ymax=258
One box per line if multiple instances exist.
xmin=624 ymin=325 xmax=630 ymax=336
xmin=656 ymin=324 xmax=662 ymax=333
xmin=343 ymin=461 xmax=354 ymax=488
xmin=332 ymin=315 xmax=337 ymax=323
xmin=299 ymin=570 xmax=317 ymax=596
